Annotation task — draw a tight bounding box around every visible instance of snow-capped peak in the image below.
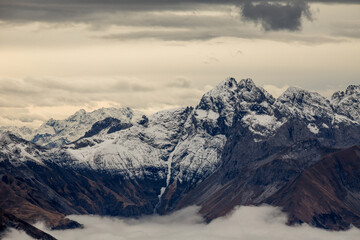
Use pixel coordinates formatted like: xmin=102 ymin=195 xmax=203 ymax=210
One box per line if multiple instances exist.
xmin=276 ymin=86 xmax=332 ymax=122
xmin=331 ymin=84 xmax=360 ymax=123
xmin=0 ymin=126 xmax=34 ymax=141
xmin=202 ymin=77 xmax=238 ymax=99
xmin=332 ymin=84 xmax=360 ymax=102
xmin=61 ymin=78 xmax=360 ymax=186
xmin=238 ymin=78 xmax=275 ymax=104
xmin=75 ymin=109 xmax=87 ymax=115
xmin=278 ymin=86 xmax=331 ymax=109
xmin=345 ymin=85 xmax=360 ymax=95
xmin=70 ymin=109 xmax=87 ymax=120
xmin=195 ymin=77 xmax=240 ymax=129
xmin=0 ymin=132 xmax=15 ymax=144
xmin=238 ymin=78 xmax=255 ymax=89
xmin=0 ymin=132 xmax=45 ymax=166
xmin=32 ymin=107 xmax=143 ymax=147
xmin=278 ymin=87 xmax=319 ymax=103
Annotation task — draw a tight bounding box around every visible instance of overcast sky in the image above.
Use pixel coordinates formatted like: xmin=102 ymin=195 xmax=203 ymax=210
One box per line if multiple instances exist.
xmin=0 ymin=0 xmax=359 ymax=128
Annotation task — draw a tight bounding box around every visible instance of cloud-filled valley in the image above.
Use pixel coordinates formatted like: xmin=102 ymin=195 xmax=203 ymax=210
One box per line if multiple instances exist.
xmin=4 ymin=206 xmax=360 ymax=240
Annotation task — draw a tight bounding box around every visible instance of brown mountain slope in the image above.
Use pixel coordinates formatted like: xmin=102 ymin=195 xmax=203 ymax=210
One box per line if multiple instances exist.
xmin=0 ymin=207 xmax=56 ymax=240
xmin=0 ymin=173 xmax=80 ymax=230
xmin=0 ymin=161 xmax=159 ymax=230
xmin=264 ymin=145 xmax=360 ymax=230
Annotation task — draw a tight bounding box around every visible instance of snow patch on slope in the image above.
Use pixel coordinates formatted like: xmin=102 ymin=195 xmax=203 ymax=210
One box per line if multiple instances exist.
xmin=0 ymin=133 xmax=45 ymax=166
xmin=242 ymin=113 xmax=284 ymax=137
xmin=307 ymin=123 xmax=319 ymax=134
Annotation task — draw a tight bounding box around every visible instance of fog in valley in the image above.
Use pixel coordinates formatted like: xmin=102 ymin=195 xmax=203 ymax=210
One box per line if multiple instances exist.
xmin=4 ymin=206 xmax=360 ymax=240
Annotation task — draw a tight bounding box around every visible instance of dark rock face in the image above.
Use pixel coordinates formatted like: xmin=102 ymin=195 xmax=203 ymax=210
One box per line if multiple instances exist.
xmin=138 ymin=115 xmax=149 ymax=127
xmin=154 ymin=80 xmax=360 ymax=229
xmin=172 ymin=139 xmax=337 ymax=219
xmin=82 ymin=117 xmax=132 ymax=138
xmin=264 ymin=146 xmax=360 ymax=230
xmin=169 ymin=108 xmax=360 ymax=223
xmin=0 ymin=159 xmax=162 ymax=230
xmin=1 ymin=78 xmax=360 ymax=238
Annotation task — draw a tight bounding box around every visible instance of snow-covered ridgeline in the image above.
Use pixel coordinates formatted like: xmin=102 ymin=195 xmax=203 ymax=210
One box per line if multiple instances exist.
xmin=65 ymin=78 xmax=360 ymax=181
xmin=0 ymin=126 xmax=34 ymax=141
xmin=0 ymin=107 xmax=143 ymax=148
xmin=1 ymin=78 xmax=360 ymax=185
xmin=0 ymin=133 xmax=46 ymax=166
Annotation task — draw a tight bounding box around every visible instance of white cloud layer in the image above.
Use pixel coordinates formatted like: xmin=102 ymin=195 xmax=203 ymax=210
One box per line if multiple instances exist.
xmin=3 ymin=206 xmax=360 ymax=240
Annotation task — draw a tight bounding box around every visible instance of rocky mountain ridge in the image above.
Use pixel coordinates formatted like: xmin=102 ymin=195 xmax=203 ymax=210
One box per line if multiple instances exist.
xmin=63 ymin=78 xmax=360 ymax=180
xmin=0 ymin=78 xmax=360 ymax=238
xmin=0 ymin=107 xmax=142 ymax=148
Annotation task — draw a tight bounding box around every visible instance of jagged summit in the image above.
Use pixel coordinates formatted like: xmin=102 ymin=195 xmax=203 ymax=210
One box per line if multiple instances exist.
xmin=196 ymin=77 xmax=239 ymax=128
xmin=0 ymin=107 xmax=143 ymax=148
xmin=239 ymin=79 xmax=274 ymax=104
xmin=34 ymin=107 xmax=142 ymax=147
xmin=345 ymin=84 xmax=360 ymax=95
xmin=74 ymin=109 xmax=86 ymax=115
xmin=331 ymin=84 xmax=360 ymax=101
xmin=274 ymin=86 xmax=332 ymax=122
xmin=224 ymin=77 xmax=238 ymax=87
xmin=63 ymin=78 xmax=360 ymax=180
xmin=201 ymin=77 xmax=238 ymax=100
xmin=279 ymin=87 xmax=330 ymax=107
xmin=1 ymin=78 xmax=359 ymax=147
xmin=0 ymin=132 xmax=46 ymax=166
xmin=278 ymin=86 xmax=325 ymax=103
xmin=71 ymin=109 xmax=86 ymax=117
xmin=198 ymin=77 xmax=274 ymax=110
xmin=1 ymin=77 xmax=360 ymax=235
xmin=0 ymin=132 xmax=16 ymax=144
xmin=194 ymin=79 xmax=359 ymax=138
xmin=0 ymin=126 xmax=34 ymax=141
xmin=238 ymin=78 xmax=255 ymax=89
xmin=204 ymin=77 xmax=259 ymax=96
xmin=331 ymin=84 xmax=360 ymax=122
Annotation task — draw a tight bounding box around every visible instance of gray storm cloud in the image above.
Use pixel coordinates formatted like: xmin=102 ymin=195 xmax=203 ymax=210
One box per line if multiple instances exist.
xmin=241 ymin=1 xmax=312 ymax=31
xmin=1 ymin=0 xmax=356 ymax=33
xmin=3 ymin=206 xmax=360 ymax=240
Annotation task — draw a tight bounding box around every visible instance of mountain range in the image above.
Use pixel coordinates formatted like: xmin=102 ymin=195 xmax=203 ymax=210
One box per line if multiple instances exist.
xmin=1 ymin=78 xmax=360 ymax=239
xmin=0 ymin=107 xmax=142 ymax=148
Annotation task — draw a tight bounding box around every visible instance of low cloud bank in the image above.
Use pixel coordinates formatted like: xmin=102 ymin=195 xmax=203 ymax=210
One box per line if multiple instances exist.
xmin=4 ymin=205 xmax=360 ymax=240
xmin=0 ymin=77 xmax=205 ymax=128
